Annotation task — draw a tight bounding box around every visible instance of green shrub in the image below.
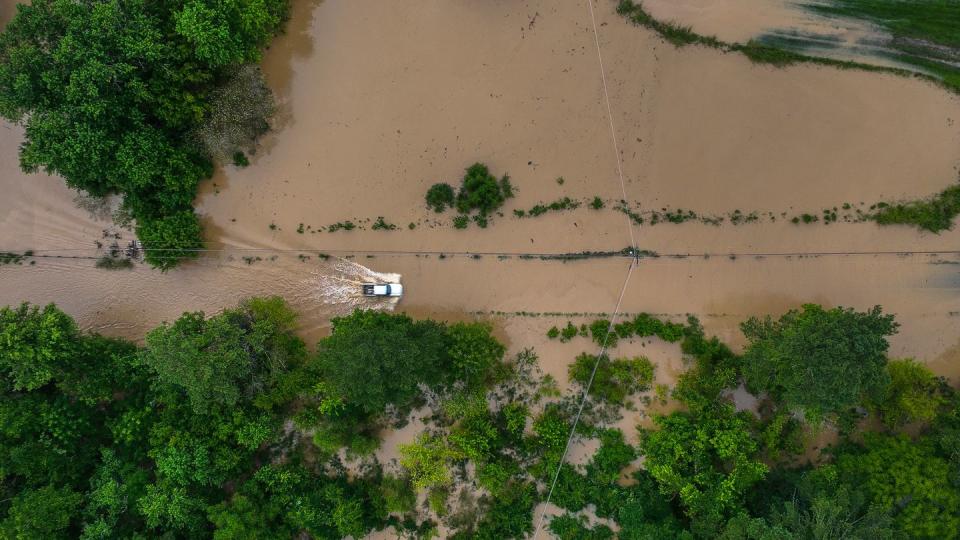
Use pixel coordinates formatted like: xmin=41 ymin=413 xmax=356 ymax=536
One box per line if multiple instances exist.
xmin=559 ymin=322 xmax=579 ymax=342
xmin=372 ymin=216 xmax=397 ymax=230
xmin=873 ymin=185 xmax=960 ymax=233
xmin=232 ymin=151 xmax=250 ymax=167
xmin=453 ymin=215 xmax=469 ymax=229
xmin=425 ymin=183 xmax=455 ymax=212
xmin=589 ymin=319 xmax=617 ymax=347
xmin=455 ymin=163 xmax=513 ymax=215
xmin=569 ymin=354 xmax=654 ymax=404
xmin=590 ymin=196 xmax=604 ymax=210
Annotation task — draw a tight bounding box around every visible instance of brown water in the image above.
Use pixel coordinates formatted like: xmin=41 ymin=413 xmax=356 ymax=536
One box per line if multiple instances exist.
xmin=2 ymin=0 xmax=960 ymax=479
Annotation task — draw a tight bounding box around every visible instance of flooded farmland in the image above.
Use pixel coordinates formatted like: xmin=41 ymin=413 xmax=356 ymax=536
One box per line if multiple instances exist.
xmin=2 ymin=0 xmax=960 ymax=468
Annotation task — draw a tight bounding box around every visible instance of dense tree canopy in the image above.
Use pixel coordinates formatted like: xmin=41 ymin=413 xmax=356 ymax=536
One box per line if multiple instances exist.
xmin=0 ymin=0 xmax=288 ymax=268
xmin=1 ymin=299 xmax=956 ymax=539
xmin=741 ymin=304 xmax=897 ymax=420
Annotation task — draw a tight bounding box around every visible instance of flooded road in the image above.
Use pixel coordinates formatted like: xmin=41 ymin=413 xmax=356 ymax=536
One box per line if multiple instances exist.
xmin=1 ymin=0 xmax=959 ymax=386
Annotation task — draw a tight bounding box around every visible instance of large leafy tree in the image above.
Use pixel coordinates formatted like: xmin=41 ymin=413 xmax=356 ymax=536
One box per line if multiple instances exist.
xmin=836 ymin=434 xmax=960 ymax=539
xmin=641 ymin=404 xmax=768 ymax=537
xmin=741 ymin=304 xmax=897 ymax=421
xmin=0 ymin=0 xmax=286 ymax=268
xmin=141 ymin=296 xmax=304 ymax=413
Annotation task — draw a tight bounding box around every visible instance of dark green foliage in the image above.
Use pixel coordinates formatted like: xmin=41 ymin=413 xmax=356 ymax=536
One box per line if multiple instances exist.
xmin=590 ymin=196 xmax=605 ymax=210
xmin=547 ymin=326 xmax=560 ymax=339
xmin=372 ymin=216 xmax=398 ymax=230
xmin=0 ymin=302 xmax=79 ymax=391
xmin=549 ymin=514 xmax=614 ymax=540
xmin=426 ymin=182 xmax=455 ymax=212
xmin=642 ymin=404 xmax=768 ymax=537
xmin=741 ymin=304 xmax=897 ymax=421
xmin=142 ymin=297 xmax=303 ymax=414
xmin=453 ymin=215 xmax=469 ymax=229
xmin=569 ymin=354 xmax=654 ymax=405
xmin=0 ymin=0 xmax=287 ymax=269
xmin=326 ymin=220 xmax=355 ymax=232
xmin=835 ymin=434 xmax=960 ymax=538
xmin=1 ymin=484 xmax=83 ymax=538
xmin=873 ymin=184 xmax=960 ymax=233
xmin=672 ymin=317 xmax=742 ymax=411
xmin=135 ymin=211 xmax=204 ymax=270
xmin=517 ymin=196 xmax=581 ymax=218
xmin=456 ymin=163 xmax=514 ymax=215
xmin=308 ymin=311 xmax=506 ymax=452
xmin=232 ymin=151 xmax=250 ymax=167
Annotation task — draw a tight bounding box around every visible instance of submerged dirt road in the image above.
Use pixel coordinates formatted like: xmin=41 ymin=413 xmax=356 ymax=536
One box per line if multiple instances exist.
xmin=1 ymin=0 xmax=959 ymax=383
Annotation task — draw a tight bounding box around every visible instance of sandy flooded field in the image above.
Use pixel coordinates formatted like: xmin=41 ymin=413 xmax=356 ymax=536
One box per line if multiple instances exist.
xmin=2 ymin=0 xmax=959 ymax=443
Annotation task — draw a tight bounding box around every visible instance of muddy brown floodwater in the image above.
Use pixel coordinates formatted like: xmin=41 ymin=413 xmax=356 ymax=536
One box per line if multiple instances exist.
xmin=2 ymin=0 xmax=960 ymax=482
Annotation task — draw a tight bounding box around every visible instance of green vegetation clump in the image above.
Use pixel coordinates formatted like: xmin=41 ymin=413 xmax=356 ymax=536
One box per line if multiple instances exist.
xmin=516 ymin=197 xmax=581 ymax=218
xmin=741 ymin=304 xmax=897 ymax=422
xmin=425 ymin=163 xmax=514 ymax=229
xmin=372 ymin=216 xmax=398 ymax=230
xmin=569 ymin=354 xmax=654 ymax=405
xmin=456 ymin=163 xmax=512 ymax=214
xmin=425 ymin=183 xmax=455 ymax=212
xmin=616 ymin=0 xmax=723 ymax=48
xmin=589 ymin=196 xmax=605 ymax=210
xmin=873 ymin=184 xmax=960 ymax=233
xmin=0 ymin=251 xmax=26 ymax=265
xmin=327 ymin=220 xmax=356 ymax=233
xmin=0 ymin=0 xmax=289 ymax=269
xmin=95 ymin=256 xmax=134 ymax=270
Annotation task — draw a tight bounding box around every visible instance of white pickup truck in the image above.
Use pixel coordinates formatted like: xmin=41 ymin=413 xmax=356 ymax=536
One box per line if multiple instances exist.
xmin=362 ymin=283 xmax=403 ymax=297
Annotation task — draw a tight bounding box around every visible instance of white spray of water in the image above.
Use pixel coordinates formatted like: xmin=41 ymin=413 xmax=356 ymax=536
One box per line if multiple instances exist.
xmin=297 ymin=258 xmax=402 ymax=316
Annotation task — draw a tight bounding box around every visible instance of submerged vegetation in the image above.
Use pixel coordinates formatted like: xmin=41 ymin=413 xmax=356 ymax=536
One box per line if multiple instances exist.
xmin=873 ymin=184 xmax=960 ymax=232
xmin=425 ymin=163 xmax=514 ymax=229
xmin=615 ymin=0 xmax=960 ymax=93
xmin=1 ymin=297 xmax=956 ymax=538
xmin=0 ymin=0 xmax=289 ymax=269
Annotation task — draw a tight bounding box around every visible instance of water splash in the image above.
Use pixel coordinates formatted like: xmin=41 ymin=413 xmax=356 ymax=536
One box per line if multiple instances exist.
xmin=297 ymin=258 xmax=402 ymax=316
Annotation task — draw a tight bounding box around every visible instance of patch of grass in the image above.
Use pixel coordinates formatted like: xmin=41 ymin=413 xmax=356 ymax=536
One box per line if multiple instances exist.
xmin=590 ymin=196 xmax=605 ymax=210
xmin=873 ymin=184 xmax=960 ymax=233
xmin=95 ymin=256 xmax=134 ymax=270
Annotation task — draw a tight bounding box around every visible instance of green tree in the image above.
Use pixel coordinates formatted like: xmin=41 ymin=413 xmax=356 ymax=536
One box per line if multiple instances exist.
xmin=398 ymin=434 xmax=464 ymax=491
xmin=314 ymin=311 xmax=451 ymax=418
xmin=836 ymin=434 xmax=959 ymax=539
xmin=870 ymin=358 xmax=944 ymax=428
xmin=741 ymin=304 xmax=897 ymax=421
xmin=141 ymin=297 xmax=302 ymax=413
xmin=0 ymin=302 xmax=78 ymax=390
xmin=446 ymin=322 xmax=505 ymax=385
xmin=1 ymin=484 xmax=83 ymax=539
xmin=0 ymin=0 xmax=287 ymax=269
xmin=641 ymin=404 xmax=768 ymax=537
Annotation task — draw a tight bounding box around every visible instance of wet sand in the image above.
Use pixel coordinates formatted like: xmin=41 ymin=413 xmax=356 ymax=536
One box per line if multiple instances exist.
xmin=1 ymin=0 xmax=960 ymax=482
